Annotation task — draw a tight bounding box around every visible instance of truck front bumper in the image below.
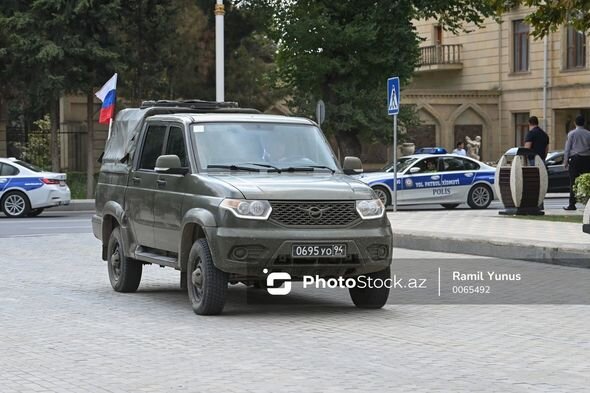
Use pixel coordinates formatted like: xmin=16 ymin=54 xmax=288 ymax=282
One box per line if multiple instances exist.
xmin=205 ymin=223 xmax=393 ymax=279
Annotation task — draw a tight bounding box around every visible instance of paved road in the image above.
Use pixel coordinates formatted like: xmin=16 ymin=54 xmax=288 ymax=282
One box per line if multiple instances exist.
xmin=0 ymin=211 xmax=93 ymax=237
xmin=0 ymin=233 xmax=588 ymax=392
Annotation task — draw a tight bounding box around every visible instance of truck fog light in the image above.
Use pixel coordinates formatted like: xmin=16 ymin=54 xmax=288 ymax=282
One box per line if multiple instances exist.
xmin=232 ymin=247 xmax=248 ymax=260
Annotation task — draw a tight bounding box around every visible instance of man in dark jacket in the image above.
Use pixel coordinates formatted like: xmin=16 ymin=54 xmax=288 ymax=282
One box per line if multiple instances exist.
xmin=524 ymin=116 xmax=549 ymax=160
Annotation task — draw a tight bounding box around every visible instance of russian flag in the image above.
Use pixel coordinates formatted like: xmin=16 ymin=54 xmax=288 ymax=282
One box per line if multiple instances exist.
xmin=95 ymin=73 xmax=117 ymax=124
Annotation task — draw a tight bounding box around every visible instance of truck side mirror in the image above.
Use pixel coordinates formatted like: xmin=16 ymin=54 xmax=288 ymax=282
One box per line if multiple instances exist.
xmin=343 ymin=156 xmax=363 ymax=175
xmin=155 ymin=155 xmax=188 ymax=175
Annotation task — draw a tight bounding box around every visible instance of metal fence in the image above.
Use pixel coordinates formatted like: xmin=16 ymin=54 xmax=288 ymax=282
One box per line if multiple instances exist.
xmin=7 ymin=125 xmax=88 ymax=172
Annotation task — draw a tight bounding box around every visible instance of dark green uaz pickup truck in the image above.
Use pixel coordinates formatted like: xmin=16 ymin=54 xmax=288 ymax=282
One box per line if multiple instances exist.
xmin=93 ymin=100 xmax=393 ymax=315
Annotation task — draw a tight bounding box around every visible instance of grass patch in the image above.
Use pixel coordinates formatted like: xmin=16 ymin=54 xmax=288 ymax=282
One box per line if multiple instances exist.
xmin=66 ymin=172 xmax=98 ymax=199
xmin=510 ymin=215 xmax=583 ymax=224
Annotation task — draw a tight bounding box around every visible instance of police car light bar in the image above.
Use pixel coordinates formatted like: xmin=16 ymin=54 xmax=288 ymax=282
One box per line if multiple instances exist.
xmin=415 ymin=147 xmax=447 ymax=155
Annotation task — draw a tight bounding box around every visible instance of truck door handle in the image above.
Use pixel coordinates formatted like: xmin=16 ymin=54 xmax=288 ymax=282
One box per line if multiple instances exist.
xmin=431 ymin=175 xmax=440 ymax=180
xmin=132 ymin=176 xmax=141 ymax=184
xmin=156 ymin=179 xmax=167 ymax=188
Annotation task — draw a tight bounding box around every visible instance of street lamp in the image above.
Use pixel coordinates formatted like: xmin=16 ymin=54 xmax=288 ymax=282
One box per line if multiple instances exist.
xmin=215 ymin=0 xmax=225 ymax=102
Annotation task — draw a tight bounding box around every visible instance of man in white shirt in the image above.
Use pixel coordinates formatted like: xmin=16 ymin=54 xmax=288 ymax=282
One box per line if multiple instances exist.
xmin=452 ymin=141 xmax=467 ymax=156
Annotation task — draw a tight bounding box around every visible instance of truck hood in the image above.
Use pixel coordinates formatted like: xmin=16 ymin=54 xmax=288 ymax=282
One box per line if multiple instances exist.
xmin=212 ymin=173 xmax=374 ymax=200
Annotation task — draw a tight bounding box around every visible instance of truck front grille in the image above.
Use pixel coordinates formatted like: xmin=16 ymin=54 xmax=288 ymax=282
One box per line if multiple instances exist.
xmin=269 ymin=201 xmax=361 ymax=227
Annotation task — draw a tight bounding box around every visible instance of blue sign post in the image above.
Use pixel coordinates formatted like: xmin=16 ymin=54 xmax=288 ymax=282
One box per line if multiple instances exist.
xmin=387 ymin=77 xmax=400 ymax=212
xmin=387 ymin=77 xmax=400 ymax=116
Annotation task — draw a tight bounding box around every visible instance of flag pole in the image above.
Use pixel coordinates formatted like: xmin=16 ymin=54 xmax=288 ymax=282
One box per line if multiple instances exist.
xmin=215 ymin=0 xmax=225 ymax=102
xmin=107 ymin=118 xmax=113 ymax=140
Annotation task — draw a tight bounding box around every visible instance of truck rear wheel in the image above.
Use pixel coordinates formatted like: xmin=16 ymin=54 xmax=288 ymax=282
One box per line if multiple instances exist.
xmin=187 ymin=239 xmax=228 ymax=315
xmin=107 ymin=227 xmax=142 ymax=292
xmin=349 ymin=267 xmax=391 ymax=309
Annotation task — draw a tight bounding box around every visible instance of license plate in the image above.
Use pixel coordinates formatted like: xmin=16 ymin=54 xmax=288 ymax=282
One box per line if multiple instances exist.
xmin=291 ymin=244 xmax=347 ymax=258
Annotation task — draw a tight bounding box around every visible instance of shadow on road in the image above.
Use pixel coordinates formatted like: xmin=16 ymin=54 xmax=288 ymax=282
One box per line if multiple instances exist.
xmin=132 ymin=283 xmax=393 ymax=317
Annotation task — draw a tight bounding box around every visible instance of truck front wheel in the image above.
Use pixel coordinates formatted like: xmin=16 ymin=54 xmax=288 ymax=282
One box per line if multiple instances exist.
xmin=349 ymin=267 xmax=391 ymax=309
xmin=187 ymin=239 xmax=228 ymax=315
xmin=107 ymin=227 xmax=142 ymax=292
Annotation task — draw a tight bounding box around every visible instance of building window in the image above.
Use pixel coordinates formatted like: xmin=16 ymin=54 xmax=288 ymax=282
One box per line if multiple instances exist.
xmin=434 ymin=25 xmax=443 ymax=45
xmin=515 ymin=112 xmax=530 ymax=146
xmin=513 ymin=20 xmax=529 ymax=72
xmin=567 ymin=26 xmax=586 ymax=69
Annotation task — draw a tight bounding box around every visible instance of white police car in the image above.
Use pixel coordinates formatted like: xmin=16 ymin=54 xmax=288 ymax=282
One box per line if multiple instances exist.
xmin=0 ymin=158 xmax=71 ymax=217
xmin=358 ymin=149 xmax=496 ymax=209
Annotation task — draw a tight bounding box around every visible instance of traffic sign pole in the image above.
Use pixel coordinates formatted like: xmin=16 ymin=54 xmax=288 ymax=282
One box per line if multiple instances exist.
xmin=387 ymin=76 xmax=400 ymax=213
xmin=393 ymin=115 xmax=397 ymax=212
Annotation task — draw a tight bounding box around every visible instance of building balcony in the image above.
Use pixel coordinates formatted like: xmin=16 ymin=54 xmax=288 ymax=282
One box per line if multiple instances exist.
xmin=416 ymin=44 xmax=463 ymax=73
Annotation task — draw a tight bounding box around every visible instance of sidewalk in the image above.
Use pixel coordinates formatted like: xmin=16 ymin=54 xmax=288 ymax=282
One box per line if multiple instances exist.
xmin=388 ymin=207 xmax=590 ymax=267
xmin=53 ymin=199 xmax=94 ymax=212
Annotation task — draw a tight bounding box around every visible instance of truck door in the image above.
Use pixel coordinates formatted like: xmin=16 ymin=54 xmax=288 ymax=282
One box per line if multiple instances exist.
xmin=153 ymin=125 xmax=191 ymax=252
xmin=125 ymin=124 xmax=167 ymax=248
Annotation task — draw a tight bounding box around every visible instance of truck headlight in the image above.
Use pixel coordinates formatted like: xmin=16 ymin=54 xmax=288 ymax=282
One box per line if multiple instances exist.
xmin=356 ymin=199 xmax=385 ymax=219
xmin=220 ymin=199 xmax=272 ymax=220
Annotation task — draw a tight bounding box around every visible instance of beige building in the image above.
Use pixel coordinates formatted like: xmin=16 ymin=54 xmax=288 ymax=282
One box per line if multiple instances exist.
xmin=406 ymin=6 xmax=590 ymax=162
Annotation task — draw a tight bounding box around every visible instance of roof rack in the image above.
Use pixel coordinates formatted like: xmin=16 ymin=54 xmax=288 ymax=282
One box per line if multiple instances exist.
xmin=140 ymin=99 xmax=239 ymax=110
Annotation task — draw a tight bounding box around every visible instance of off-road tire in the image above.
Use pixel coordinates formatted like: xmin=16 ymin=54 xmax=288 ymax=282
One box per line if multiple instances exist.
xmin=349 ymin=267 xmax=391 ymax=309
xmin=187 ymin=239 xmax=228 ymax=315
xmin=107 ymin=227 xmax=142 ymax=292
xmin=1 ymin=191 xmax=31 ymax=218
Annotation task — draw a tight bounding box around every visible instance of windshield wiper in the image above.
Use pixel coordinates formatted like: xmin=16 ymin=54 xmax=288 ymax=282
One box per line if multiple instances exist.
xmin=302 ymin=165 xmax=336 ymax=174
xmin=243 ymin=162 xmax=282 ymax=172
xmin=207 ymin=164 xmax=260 ymax=172
xmin=278 ymin=166 xmax=314 ymax=173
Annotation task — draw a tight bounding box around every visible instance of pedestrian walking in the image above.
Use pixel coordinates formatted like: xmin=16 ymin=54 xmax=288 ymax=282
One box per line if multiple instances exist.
xmin=563 ymin=115 xmax=590 ymax=210
xmin=452 ymin=141 xmax=467 ymax=156
xmin=523 ymin=116 xmax=549 ymax=211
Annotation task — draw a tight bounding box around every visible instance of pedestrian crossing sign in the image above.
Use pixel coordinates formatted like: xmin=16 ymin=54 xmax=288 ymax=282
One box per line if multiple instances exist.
xmin=387 ymin=77 xmax=400 ymax=116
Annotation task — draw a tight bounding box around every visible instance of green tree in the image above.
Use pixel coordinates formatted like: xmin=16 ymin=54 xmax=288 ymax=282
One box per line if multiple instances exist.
xmin=270 ymin=0 xmax=499 ymax=157
xmin=0 ymin=1 xmax=120 ymax=198
xmin=490 ymin=1 xmax=590 ymax=38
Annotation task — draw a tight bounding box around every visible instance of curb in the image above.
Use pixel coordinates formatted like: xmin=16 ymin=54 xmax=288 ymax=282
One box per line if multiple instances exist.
xmin=52 ymin=200 xmax=95 ymax=212
xmin=393 ymin=232 xmax=590 ymax=268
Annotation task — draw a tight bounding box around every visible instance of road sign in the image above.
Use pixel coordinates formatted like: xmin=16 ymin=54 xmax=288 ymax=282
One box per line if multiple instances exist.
xmin=388 ymin=76 xmax=400 ymax=212
xmin=387 ymin=77 xmax=400 ymax=116
xmin=316 ymin=100 xmax=325 ymax=126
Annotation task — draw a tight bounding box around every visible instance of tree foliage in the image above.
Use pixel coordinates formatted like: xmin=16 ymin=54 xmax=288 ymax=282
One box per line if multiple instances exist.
xmin=490 ymin=0 xmax=590 ymax=38
xmin=270 ymin=0 xmax=499 ymax=156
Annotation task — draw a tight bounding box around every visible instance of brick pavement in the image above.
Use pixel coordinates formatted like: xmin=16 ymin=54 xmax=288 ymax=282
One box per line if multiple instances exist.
xmin=0 ymin=234 xmax=589 ymax=392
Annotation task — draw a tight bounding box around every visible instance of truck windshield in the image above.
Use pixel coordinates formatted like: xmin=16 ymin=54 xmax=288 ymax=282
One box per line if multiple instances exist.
xmin=191 ymin=122 xmax=339 ymax=172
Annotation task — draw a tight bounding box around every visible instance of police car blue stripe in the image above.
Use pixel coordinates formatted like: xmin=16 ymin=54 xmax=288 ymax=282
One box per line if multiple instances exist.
xmin=0 ymin=177 xmax=44 ymax=192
